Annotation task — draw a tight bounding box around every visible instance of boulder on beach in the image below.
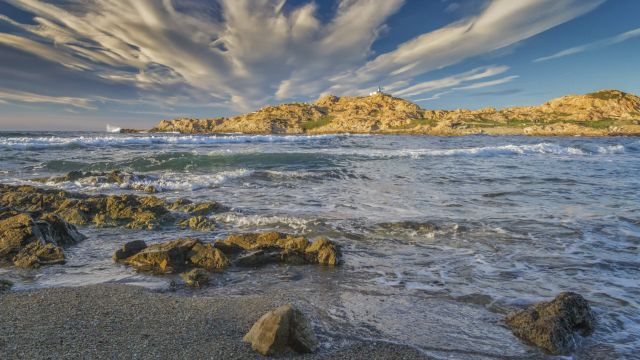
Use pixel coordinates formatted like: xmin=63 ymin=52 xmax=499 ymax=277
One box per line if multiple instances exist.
xmin=505 ymin=292 xmax=596 ymax=354
xmin=243 ymin=304 xmax=319 ymax=356
xmin=220 ymin=232 xmax=340 ymax=267
xmin=180 ymin=268 xmax=210 ymax=288
xmin=114 ymin=238 xmax=229 ymax=273
xmin=0 ymin=211 xmax=85 ymax=268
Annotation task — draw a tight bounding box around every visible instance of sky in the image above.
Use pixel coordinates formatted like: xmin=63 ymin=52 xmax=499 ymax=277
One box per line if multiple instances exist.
xmin=0 ymin=0 xmax=639 ymax=131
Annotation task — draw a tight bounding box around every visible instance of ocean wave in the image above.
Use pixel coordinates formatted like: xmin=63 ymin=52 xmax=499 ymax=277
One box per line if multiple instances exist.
xmin=319 ymin=142 xmax=628 ymax=159
xmin=0 ymin=134 xmax=341 ymax=149
xmin=212 ymin=212 xmax=311 ymax=231
xmin=34 ymin=169 xmax=252 ymax=192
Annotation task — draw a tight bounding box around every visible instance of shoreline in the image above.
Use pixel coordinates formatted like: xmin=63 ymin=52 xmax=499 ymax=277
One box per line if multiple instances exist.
xmin=0 ymin=284 xmax=429 ymax=360
xmin=118 ymin=129 xmax=640 ymax=137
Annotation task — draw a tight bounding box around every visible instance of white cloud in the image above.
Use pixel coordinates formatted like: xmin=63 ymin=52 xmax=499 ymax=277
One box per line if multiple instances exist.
xmin=534 ymin=27 xmax=640 ymax=62
xmin=0 ymin=89 xmax=95 ymax=109
xmin=0 ymin=0 xmax=602 ymax=111
xmin=394 ymin=65 xmax=509 ymax=97
xmin=453 ymin=75 xmax=519 ymax=90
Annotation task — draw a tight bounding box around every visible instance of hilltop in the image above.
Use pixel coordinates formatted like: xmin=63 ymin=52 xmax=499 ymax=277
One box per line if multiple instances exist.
xmin=147 ymin=89 xmax=640 ymax=136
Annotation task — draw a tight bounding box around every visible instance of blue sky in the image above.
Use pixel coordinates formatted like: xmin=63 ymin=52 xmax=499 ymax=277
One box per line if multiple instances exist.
xmin=0 ymin=0 xmax=639 ymax=130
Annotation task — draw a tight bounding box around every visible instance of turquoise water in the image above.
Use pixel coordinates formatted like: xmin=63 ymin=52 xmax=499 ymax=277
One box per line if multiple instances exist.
xmin=1 ymin=132 xmax=639 ymax=359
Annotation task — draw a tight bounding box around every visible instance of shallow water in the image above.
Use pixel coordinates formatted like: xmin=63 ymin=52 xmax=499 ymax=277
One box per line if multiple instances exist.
xmin=1 ymin=132 xmax=639 ymax=359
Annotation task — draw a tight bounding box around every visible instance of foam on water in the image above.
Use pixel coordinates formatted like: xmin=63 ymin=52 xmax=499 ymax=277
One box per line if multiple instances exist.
xmin=1 ymin=133 xmax=639 ymax=358
xmin=105 ymin=124 xmax=121 ymax=133
xmin=316 ymin=142 xmax=628 ymax=158
xmin=30 ymin=169 xmax=253 ymax=192
xmin=212 ymin=212 xmax=311 ymax=231
xmin=0 ymin=133 xmax=341 ymax=149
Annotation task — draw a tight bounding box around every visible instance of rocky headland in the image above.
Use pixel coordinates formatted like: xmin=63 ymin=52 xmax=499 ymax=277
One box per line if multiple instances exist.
xmin=147 ymin=89 xmax=640 ymax=136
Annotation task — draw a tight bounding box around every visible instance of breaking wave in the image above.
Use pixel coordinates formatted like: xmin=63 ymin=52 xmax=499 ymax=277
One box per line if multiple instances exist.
xmin=317 ymin=142 xmax=628 ymax=159
xmin=105 ymin=124 xmax=121 ymax=133
xmin=0 ymin=134 xmax=341 ymax=149
xmin=212 ymin=212 xmax=312 ymax=231
xmin=35 ymin=169 xmax=252 ymax=192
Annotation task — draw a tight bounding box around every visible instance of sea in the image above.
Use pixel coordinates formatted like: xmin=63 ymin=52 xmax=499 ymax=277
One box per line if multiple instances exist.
xmin=1 ymin=131 xmax=638 ymax=359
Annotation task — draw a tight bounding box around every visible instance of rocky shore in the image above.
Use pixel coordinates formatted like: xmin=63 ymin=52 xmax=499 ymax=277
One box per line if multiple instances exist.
xmin=0 ymin=180 xmax=600 ymax=357
xmin=147 ymin=89 xmax=640 ymax=136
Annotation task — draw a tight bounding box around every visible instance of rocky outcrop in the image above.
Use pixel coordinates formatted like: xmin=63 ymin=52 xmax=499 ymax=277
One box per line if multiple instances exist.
xmin=243 ymin=304 xmax=319 ymax=356
xmin=113 ymin=232 xmax=340 ymax=276
xmin=0 ymin=210 xmax=85 ymax=268
xmin=113 ymin=238 xmax=229 ymax=273
xmin=178 ymin=216 xmax=215 ymax=231
xmin=220 ymin=232 xmax=340 ymax=267
xmin=180 ymin=268 xmax=210 ymax=288
xmin=505 ymin=292 xmax=596 ymax=354
xmin=149 ymin=89 xmax=640 ymax=136
xmin=0 ymin=184 xmax=226 ymax=230
xmin=33 ymin=170 xmax=158 ymax=193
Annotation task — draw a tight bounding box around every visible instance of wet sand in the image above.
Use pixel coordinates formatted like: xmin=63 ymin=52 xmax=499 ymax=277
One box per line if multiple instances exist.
xmin=0 ymin=284 xmax=428 ymax=359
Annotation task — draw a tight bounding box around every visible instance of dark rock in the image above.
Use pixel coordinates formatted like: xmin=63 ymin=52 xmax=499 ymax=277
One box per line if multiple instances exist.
xmin=188 ymin=242 xmax=229 ymax=270
xmin=505 ymin=292 xmax=596 ymax=354
xmin=243 ymin=304 xmax=319 ymax=355
xmin=233 ymin=248 xmax=306 ymax=267
xmin=180 ymin=268 xmax=210 ymax=288
xmin=0 ymin=279 xmax=13 ymax=292
xmin=178 ymin=216 xmax=215 ymax=231
xmin=116 ymin=238 xmax=229 ymax=273
xmin=304 ymin=237 xmax=339 ymax=265
xmin=13 ymin=241 xmax=65 ymax=268
xmin=222 ymin=232 xmax=340 ymax=267
xmin=0 ymin=184 xmax=227 ymax=230
xmin=0 ymin=211 xmax=83 ymax=268
xmin=112 ymin=240 xmax=147 ymax=261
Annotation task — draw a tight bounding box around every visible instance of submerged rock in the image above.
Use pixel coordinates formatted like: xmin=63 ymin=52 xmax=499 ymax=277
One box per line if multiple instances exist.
xmin=0 ymin=211 xmax=85 ymax=268
xmin=0 ymin=279 xmax=12 ymax=292
xmin=115 ymin=238 xmax=229 ymax=273
xmin=304 ymin=237 xmax=339 ymax=265
xmin=243 ymin=304 xmax=319 ymax=355
xmin=0 ymin=184 xmax=227 ymax=230
xmin=505 ymin=292 xmax=596 ymax=354
xmin=221 ymin=232 xmax=340 ymax=267
xmin=180 ymin=268 xmax=210 ymax=288
xmin=13 ymin=242 xmax=66 ymax=268
xmin=112 ymin=240 xmax=147 ymax=261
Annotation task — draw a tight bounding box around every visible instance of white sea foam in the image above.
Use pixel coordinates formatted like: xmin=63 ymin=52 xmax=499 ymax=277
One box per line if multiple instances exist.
xmin=212 ymin=212 xmax=310 ymax=231
xmin=105 ymin=124 xmax=121 ymax=133
xmin=37 ymin=169 xmax=253 ymax=192
xmin=317 ymin=142 xmax=627 ymax=158
xmin=0 ymin=134 xmax=340 ymax=149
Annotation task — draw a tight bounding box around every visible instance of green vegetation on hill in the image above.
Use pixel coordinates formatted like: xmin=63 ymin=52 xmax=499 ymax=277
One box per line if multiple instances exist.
xmin=301 ymin=115 xmax=334 ymax=131
xmin=587 ymin=90 xmax=624 ymax=101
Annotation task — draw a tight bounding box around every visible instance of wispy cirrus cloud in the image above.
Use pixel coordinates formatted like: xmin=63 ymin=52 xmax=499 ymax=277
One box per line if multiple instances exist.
xmin=534 ymin=27 xmax=640 ymax=62
xmin=0 ymin=89 xmax=95 ymax=109
xmin=394 ymin=65 xmax=510 ymax=97
xmin=0 ymin=0 xmax=603 ymax=114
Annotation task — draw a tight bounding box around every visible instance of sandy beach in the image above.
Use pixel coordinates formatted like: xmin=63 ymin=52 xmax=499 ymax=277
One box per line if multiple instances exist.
xmin=0 ymin=284 xmax=429 ymax=360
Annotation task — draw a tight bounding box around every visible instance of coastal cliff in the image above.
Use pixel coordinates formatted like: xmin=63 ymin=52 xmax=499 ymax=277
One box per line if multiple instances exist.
xmin=148 ymin=89 xmax=640 ymax=136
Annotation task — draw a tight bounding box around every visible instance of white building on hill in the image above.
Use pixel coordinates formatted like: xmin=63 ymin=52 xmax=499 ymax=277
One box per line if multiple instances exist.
xmin=369 ymin=86 xmax=385 ymax=96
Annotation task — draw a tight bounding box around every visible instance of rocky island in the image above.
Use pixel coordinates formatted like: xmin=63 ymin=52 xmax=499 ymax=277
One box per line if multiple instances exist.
xmin=147 ymin=89 xmax=640 ymax=136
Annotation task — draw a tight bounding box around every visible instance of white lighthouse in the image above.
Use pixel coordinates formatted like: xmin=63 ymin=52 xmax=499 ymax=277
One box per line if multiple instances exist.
xmin=369 ymin=86 xmax=384 ymax=96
